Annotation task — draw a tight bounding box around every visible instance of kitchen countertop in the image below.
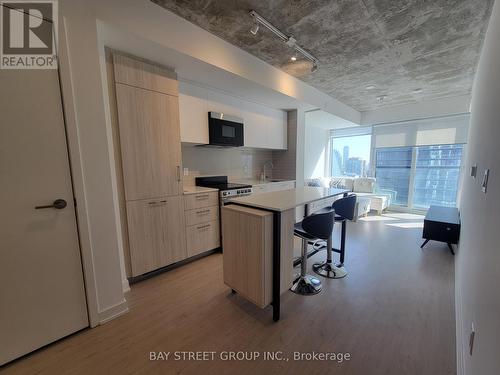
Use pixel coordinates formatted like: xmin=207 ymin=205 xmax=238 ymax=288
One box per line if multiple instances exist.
xmin=230 ymin=178 xmax=295 ymax=186
xmin=183 ymin=186 xmax=219 ymax=195
xmin=228 ymin=187 xmax=349 ymax=212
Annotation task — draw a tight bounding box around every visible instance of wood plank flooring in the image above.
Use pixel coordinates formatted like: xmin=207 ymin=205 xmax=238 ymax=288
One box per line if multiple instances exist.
xmin=2 ymin=213 xmax=455 ymax=375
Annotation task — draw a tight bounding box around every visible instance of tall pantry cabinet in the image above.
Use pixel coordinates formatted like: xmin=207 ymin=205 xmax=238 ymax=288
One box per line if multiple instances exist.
xmin=112 ymin=53 xmax=186 ymax=277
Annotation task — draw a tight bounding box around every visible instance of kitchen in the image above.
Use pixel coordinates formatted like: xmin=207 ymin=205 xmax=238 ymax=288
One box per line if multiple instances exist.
xmin=107 ymin=51 xmax=301 ymax=297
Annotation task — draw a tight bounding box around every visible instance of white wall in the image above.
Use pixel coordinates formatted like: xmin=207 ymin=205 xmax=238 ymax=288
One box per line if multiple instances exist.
xmin=304 ymin=125 xmax=329 ymax=179
xmin=456 ymin=1 xmax=500 ymax=374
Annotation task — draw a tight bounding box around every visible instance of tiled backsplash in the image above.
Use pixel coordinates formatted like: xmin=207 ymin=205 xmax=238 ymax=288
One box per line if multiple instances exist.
xmin=181 ymin=144 xmax=275 ymax=186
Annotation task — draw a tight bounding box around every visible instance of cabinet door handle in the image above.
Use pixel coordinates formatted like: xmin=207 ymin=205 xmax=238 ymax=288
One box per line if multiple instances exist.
xmin=176 ymin=166 xmax=181 ymax=182
xmin=148 ymin=200 xmax=167 ymax=205
xmin=196 ymin=194 xmax=209 ymax=200
xmin=196 ymin=209 xmax=210 ymax=214
xmin=196 ymin=224 xmax=211 ymax=230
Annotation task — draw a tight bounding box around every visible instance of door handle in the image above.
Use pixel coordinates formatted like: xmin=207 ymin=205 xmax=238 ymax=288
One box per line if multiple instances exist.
xmin=176 ymin=166 xmax=181 ymax=182
xmin=35 ymin=199 xmax=67 ymax=210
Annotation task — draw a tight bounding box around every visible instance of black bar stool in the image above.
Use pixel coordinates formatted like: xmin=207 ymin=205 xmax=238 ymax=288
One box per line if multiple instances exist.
xmin=291 ymin=209 xmax=335 ymax=295
xmin=313 ymin=194 xmax=357 ymax=279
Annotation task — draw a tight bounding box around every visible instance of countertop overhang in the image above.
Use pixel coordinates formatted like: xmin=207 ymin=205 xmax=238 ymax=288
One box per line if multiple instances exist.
xmin=227 ymin=187 xmax=349 ymax=212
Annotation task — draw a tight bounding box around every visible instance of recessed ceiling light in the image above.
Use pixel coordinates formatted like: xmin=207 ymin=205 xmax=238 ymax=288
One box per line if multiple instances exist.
xmin=365 ymin=85 xmax=376 ymax=90
xmin=291 ymin=55 xmax=297 ymax=62
xmin=413 ymin=88 xmax=423 ymax=94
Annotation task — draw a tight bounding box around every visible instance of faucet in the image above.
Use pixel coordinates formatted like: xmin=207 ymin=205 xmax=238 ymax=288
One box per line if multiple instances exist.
xmin=263 ymin=160 xmax=274 ymax=181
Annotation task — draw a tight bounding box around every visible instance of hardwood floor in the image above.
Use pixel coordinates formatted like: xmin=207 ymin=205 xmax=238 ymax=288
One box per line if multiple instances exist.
xmin=2 ymin=212 xmax=455 ymax=375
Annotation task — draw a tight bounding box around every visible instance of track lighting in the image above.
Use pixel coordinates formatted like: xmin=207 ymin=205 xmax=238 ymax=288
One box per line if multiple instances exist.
xmin=250 ymin=22 xmax=259 ymax=35
xmin=249 ymin=10 xmax=319 ymax=72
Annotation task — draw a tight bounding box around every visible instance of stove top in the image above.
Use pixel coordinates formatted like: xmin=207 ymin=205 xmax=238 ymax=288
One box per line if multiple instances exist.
xmin=195 ymin=176 xmax=251 ymax=191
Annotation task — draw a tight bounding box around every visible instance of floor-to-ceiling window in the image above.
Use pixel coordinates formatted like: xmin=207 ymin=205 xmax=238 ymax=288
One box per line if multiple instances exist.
xmin=372 ymin=114 xmax=469 ymax=211
xmin=374 ymin=147 xmax=412 ymax=206
xmin=412 ymin=144 xmax=464 ymax=208
xmin=329 ymin=127 xmax=372 ymax=177
xmin=375 ymin=144 xmax=464 ymax=209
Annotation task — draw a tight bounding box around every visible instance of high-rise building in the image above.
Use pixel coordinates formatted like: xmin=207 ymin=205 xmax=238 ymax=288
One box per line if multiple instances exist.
xmin=345 ymin=157 xmax=366 ymax=176
xmin=342 ymin=146 xmax=349 ymax=172
xmin=331 ymin=149 xmax=343 ymax=176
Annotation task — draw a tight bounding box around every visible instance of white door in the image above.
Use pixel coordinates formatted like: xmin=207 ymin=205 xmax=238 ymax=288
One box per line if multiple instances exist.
xmin=0 ymin=65 xmax=88 ymax=363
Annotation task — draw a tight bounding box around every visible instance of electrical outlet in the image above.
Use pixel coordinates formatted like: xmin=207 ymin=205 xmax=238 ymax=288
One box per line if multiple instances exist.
xmin=469 ymin=322 xmax=475 ymax=356
xmin=183 ymin=167 xmax=189 ymax=176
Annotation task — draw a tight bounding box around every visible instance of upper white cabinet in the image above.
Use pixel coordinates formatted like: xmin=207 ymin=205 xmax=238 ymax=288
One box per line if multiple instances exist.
xmin=179 ymin=94 xmax=208 ymax=144
xmin=178 ymin=83 xmax=287 ymax=150
xmin=243 ymin=110 xmax=287 ymax=150
xmin=266 ymin=112 xmax=287 ymax=150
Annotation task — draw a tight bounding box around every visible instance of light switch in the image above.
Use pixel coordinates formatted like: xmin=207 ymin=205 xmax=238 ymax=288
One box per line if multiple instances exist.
xmin=471 ymin=164 xmax=477 ymax=178
xmin=482 ymin=169 xmax=490 ymax=193
xmin=469 ymin=322 xmax=475 ymax=356
xmin=183 ymin=167 xmax=189 ymax=176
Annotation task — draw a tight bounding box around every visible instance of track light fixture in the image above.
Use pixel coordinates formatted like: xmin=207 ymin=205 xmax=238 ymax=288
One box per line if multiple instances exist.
xmin=249 ymin=10 xmax=319 ymax=72
xmin=250 ymin=22 xmax=259 ymax=35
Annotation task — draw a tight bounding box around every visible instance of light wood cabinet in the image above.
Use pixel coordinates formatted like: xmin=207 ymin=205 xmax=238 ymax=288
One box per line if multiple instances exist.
xmin=126 ymin=196 xmax=187 ymax=277
xmin=183 ymin=191 xmax=218 ymax=210
xmin=186 ymin=220 xmax=220 ymax=257
xmin=185 ymin=206 xmax=219 ymax=226
xmin=113 ymin=54 xmax=178 ymax=96
xmin=115 ymin=84 xmax=182 ymax=201
xmin=183 ymin=191 xmax=220 ymax=257
xmin=112 ymin=52 xmax=188 ymax=277
xmin=221 ymin=205 xmax=294 ymax=308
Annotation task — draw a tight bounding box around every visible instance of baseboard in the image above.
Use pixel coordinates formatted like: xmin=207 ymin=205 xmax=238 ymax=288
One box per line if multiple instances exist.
xmin=122 ymin=279 xmax=130 ymax=293
xmin=456 ymin=262 xmax=465 ymax=375
xmin=98 ymin=299 xmax=129 ymax=325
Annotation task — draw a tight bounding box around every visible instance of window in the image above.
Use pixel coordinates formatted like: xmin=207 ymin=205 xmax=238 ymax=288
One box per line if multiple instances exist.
xmin=412 ymin=144 xmax=464 ymax=208
xmin=375 ymin=144 xmax=464 ymax=209
xmin=330 ymin=134 xmax=371 ymax=177
xmin=375 ymin=147 xmax=412 ymax=206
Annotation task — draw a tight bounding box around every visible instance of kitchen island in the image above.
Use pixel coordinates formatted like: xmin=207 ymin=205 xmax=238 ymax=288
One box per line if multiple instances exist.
xmin=222 ymin=186 xmax=349 ymax=321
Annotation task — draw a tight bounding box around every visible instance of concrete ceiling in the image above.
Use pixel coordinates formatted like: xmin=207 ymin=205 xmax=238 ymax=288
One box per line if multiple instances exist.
xmin=151 ymin=0 xmax=493 ymax=112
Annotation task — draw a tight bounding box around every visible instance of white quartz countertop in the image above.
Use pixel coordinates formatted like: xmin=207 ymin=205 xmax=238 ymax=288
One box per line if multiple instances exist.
xmin=183 ymin=186 xmax=219 ymax=195
xmin=230 ymin=178 xmax=295 ymax=186
xmin=228 ymin=187 xmax=349 ymax=212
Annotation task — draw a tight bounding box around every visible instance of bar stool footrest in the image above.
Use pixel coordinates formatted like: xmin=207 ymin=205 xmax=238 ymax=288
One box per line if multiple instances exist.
xmin=313 ymin=261 xmax=347 ymax=279
xmin=290 ymin=275 xmax=322 ymax=295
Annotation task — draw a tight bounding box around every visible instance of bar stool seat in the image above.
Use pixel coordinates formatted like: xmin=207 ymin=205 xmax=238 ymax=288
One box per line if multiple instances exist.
xmin=291 ymin=209 xmax=335 ymax=296
xmin=293 ymin=222 xmax=318 ymax=240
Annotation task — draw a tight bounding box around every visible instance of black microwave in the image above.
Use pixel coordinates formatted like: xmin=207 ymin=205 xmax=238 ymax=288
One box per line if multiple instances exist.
xmin=207 ymin=111 xmax=244 ymax=147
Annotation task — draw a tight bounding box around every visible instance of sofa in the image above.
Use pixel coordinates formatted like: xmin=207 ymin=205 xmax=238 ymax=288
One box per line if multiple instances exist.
xmin=306 ymin=176 xmax=396 ymax=217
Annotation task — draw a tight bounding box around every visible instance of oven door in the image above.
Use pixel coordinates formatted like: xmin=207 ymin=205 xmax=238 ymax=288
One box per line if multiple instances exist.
xmin=208 ymin=112 xmax=244 ymax=147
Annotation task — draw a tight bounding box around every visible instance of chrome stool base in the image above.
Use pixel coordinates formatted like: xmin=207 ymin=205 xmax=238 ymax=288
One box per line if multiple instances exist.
xmin=291 ymin=275 xmax=322 ymax=295
xmin=313 ymin=261 xmax=347 ymax=279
